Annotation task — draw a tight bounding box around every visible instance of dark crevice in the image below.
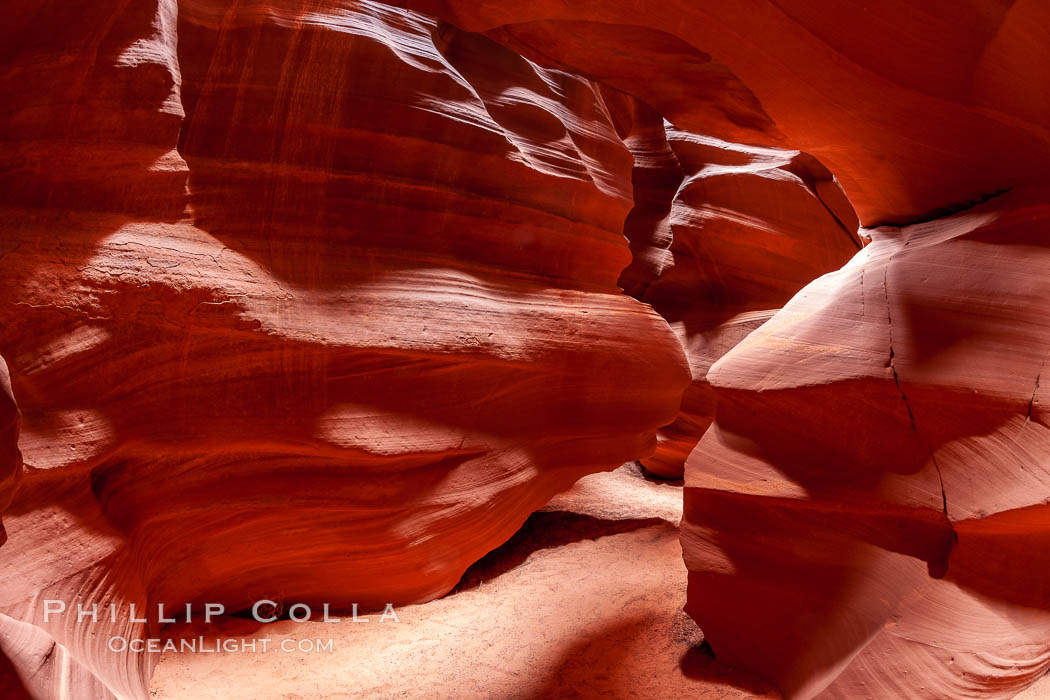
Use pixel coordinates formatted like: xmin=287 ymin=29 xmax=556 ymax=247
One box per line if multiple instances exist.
xmin=452 ymin=511 xmax=670 ymax=593
xmin=869 ymin=187 xmax=1012 ymax=229
xmin=784 ymin=156 xmax=863 ymax=250
xmin=789 ymin=171 xmax=862 ymax=250
xmin=859 ymin=267 xmax=866 ymax=318
xmin=1028 ymin=375 xmax=1040 ymax=421
xmin=1026 ymin=350 xmax=1050 ymax=423
xmin=816 ymin=191 xmax=864 ymax=251
xmin=36 ymin=641 xmax=56 ymax=673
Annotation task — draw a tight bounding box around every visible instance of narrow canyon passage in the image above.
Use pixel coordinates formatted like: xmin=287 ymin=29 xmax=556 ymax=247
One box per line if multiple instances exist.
xmin=150 ymin=465 xmax=777 ymax=699
xmin=2 ymin=2 xmax=1050 ymax=700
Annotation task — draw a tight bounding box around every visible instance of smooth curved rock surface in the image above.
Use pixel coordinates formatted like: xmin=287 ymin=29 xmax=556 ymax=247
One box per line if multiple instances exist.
xmin=0 ymin=2 xmax=688 ymax=697
xmin=385 ymin=0 xmax=1050 ymax=227
xmin=629 ymin=122 xmax=860 ymax=478
xmin=600 ymin=89 xmax=859 ymax=478
xmin=683 ymin=189 xmax=1050 ymax=698
xmin=380 ymin=4 xmax=1050 ymax=696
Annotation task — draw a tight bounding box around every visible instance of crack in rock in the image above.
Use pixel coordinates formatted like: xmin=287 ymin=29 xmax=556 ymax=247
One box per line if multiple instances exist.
xmin=883 ymin=264 xmax=950 ymax=519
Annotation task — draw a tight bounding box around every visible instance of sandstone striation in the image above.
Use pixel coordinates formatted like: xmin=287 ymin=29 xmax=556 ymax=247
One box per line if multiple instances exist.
xmin=0 ymin=2 xmax=688 ymax=697
xmin=385 ymin=0 xmax=1050 ymax=226
xmin=381 ymin=1 xmax=1050 ymax=697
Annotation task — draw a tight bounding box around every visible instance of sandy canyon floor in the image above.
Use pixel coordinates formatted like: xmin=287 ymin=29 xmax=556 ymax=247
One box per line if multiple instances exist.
xmin=149 ymin=465 xmax=778 ymax=699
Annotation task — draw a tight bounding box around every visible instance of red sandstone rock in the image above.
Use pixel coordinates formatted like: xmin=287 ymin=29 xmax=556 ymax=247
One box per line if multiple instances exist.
xmin=0 ymin=2 xmax=688 ymax=697
xmin=0 ymin=357 xmax=21 ymax=548
xmin=603 ymin=94 xmax=682 ymax=303
xmin=148 ymin=466 xmax=775 ymax=700
xmin=386 ymin=0 xmax=1050 ymax=227
xmin=381 ymin=4 xmax=1050 ymax=696
xmin=490 ymin=20 xmax=781 ymax=148
xmin=597 ymin=89 xmax=859 ymax=479
xmin=633 ymin=124 xmax=860 ymax=478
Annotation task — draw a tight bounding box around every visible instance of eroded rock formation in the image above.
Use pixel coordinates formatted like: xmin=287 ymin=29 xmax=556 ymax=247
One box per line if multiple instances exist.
xmin=383 ymin=1 xmax=1050 ymax=698
xmin=0 ymin=2 xmax=692 ymax=696
xmin=612 ymin=106 xmax=860 ymax=477
xmin=683 ymin=189 xmax=1050 ymax=698
xmin=384 ymin=0 xmax=1050 ymax=225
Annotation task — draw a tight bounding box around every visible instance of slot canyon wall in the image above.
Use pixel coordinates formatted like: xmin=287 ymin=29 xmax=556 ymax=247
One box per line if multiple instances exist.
xmin=1 ymin=1 xmax=1048 ymax=700
xmin=381 ymin=1 xmax=1050 ymax=697
xmin=0 ymin=357 xmax=21 ymax=547
xmin=0 ymin=1 xmax=698 ymax=696
xmin=613 ymin=109 xmax=861 ymax=477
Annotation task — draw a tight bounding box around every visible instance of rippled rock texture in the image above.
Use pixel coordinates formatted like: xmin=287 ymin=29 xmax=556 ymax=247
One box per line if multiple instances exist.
xmin=387 ymin=0 xmax=1050 ymax=226
xmin=684 ymin=189 xmax=1050 ymax=698
xmin=0 ymin=1 xmax=693 ymax=696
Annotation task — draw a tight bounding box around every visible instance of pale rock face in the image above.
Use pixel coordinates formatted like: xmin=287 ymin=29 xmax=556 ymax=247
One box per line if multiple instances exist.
xmin=684 ymin=189 xmax=1050 ymax=698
